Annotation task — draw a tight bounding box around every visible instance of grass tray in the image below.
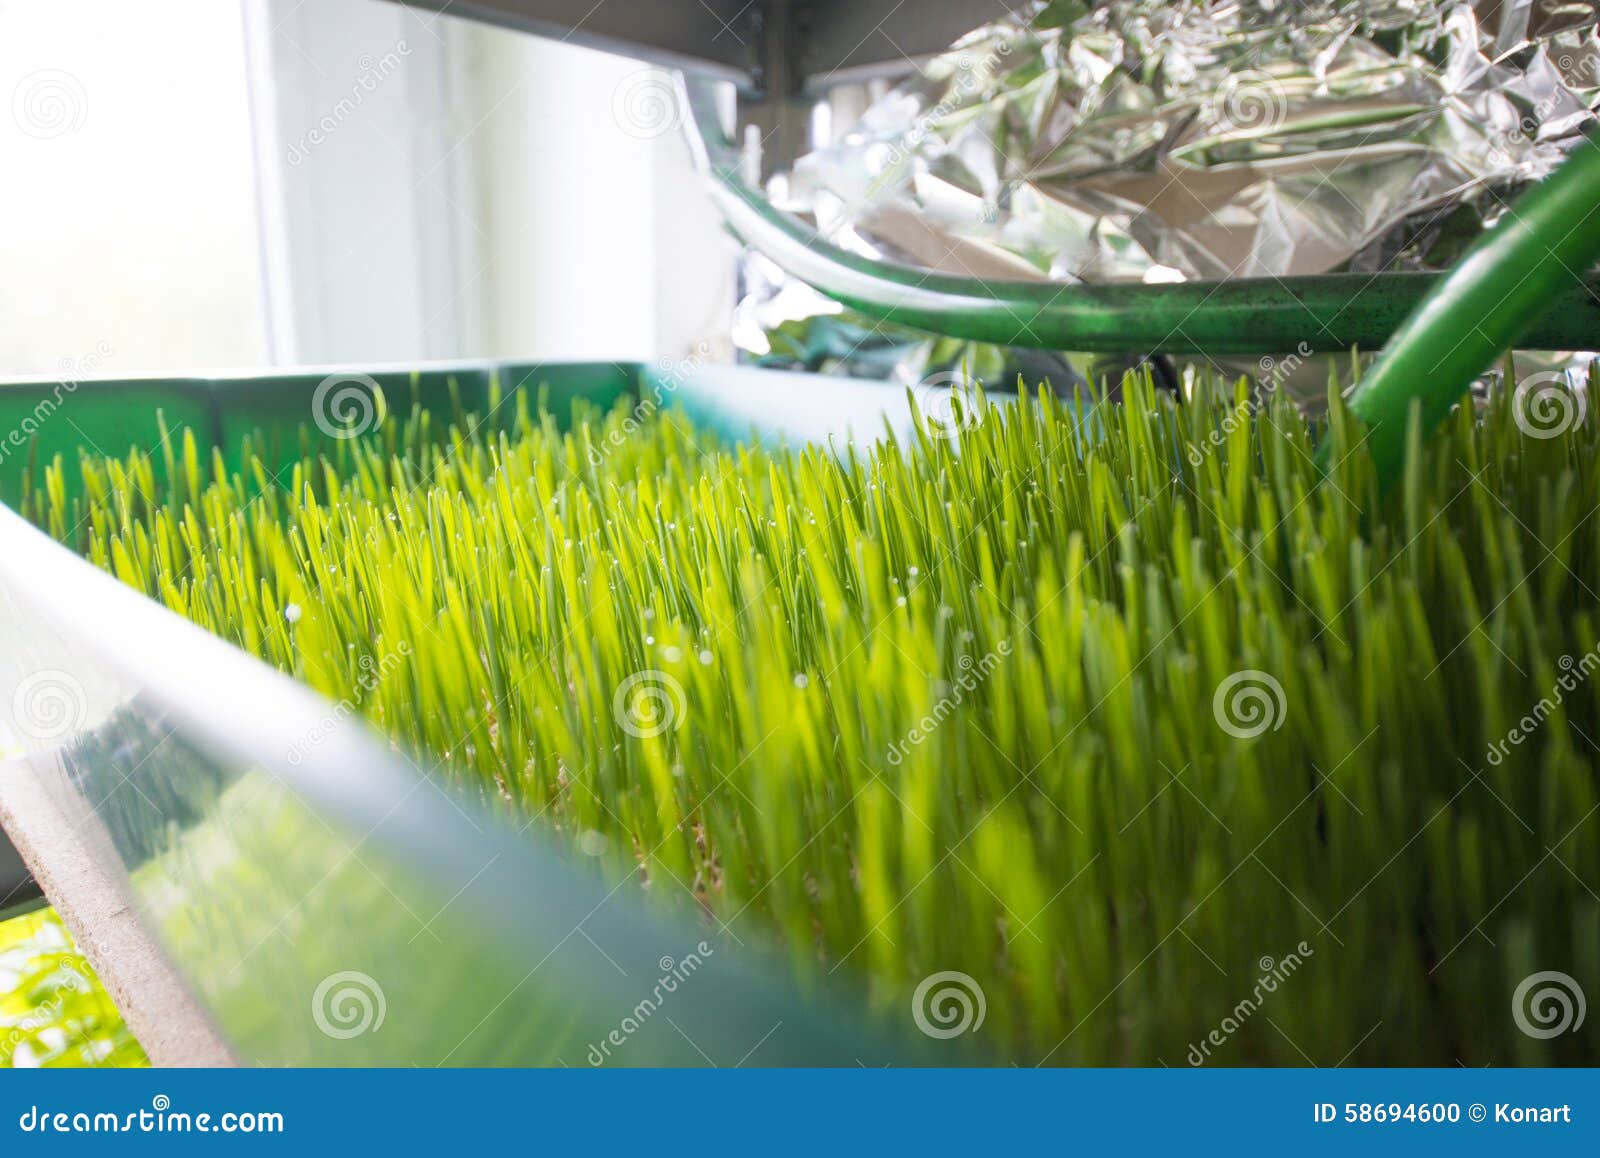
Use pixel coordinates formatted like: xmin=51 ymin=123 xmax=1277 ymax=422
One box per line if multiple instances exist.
xmin=9 ymin=368 xmax=1600 ymax=1065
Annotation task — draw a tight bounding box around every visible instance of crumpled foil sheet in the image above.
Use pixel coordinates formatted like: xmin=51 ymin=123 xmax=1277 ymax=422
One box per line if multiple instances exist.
xmin=736 ymin=0 xmax=1600 ymax=393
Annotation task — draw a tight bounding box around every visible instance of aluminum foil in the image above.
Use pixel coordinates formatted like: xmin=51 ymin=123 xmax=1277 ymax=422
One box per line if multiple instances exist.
xmin=737 ymin=0 xmax=1600 ymax=391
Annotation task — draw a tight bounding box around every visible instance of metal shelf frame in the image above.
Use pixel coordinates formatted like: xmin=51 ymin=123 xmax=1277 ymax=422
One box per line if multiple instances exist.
xmin=387 ymin=0 xmax=1028 ymax=172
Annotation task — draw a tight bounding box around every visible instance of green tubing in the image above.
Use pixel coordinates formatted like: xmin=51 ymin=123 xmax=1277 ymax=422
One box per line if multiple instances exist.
xmin=684 ymin=81 xmax=1600 ymax=357
xmin=1346 ymin=135 xmax=1600 ymax=484
xmin=712 ymin=179 xmax=1435 ymax=354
